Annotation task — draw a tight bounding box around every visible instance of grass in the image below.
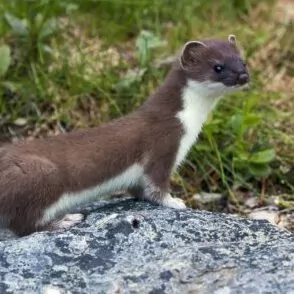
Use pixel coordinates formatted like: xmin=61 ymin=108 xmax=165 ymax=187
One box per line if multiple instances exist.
xmin=0 ymin=0 xmax=293 ymax=215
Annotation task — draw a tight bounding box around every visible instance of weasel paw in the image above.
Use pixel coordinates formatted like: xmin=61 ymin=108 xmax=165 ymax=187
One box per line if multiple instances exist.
xmin=162 ymin=194 xmax=186 ymax=209
xmin=51 ymin=213 xmax=84 ymax=230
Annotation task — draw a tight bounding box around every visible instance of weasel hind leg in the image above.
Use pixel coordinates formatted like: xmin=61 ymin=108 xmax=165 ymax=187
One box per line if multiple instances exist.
xmin=44 ymin=213 xmax=84 ymax=231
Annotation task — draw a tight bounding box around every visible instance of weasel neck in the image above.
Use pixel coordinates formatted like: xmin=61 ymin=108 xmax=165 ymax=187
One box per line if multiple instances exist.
xmin=135 ymin=64 xmax=223 ymax=168
xmin=137 ymin=67 xmax=186 ymax=116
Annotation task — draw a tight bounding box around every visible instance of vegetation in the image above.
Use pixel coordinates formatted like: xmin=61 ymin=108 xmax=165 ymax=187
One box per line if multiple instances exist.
xmin=0 ymin=0 xmax=293 ymax=215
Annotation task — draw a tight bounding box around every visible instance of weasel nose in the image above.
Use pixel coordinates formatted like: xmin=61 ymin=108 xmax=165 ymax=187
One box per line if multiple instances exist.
xmin=238 ymin=73 xmax=249 ymax=85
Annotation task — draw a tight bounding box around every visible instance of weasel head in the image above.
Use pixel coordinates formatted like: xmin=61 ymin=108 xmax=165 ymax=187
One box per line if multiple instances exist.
xmin=179 ymin=35 xmax=250 ymax=99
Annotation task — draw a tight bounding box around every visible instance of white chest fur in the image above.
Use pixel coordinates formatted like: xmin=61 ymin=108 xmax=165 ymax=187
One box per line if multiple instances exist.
xmin=174 ymin=80 xmax=224 ymax=168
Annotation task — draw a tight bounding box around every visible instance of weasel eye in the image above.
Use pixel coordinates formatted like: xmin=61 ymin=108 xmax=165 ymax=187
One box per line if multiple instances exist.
xmin=214 ymin=64 xmax=224 ymax=73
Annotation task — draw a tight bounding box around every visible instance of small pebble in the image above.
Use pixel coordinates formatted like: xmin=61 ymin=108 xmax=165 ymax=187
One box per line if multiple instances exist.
xmin=13 ymin=118 xmax=27 ymax=126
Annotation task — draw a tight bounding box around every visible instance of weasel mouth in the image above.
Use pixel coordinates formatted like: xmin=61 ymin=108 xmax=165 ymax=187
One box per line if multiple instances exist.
xmin=230 ymin=83 xmax=250 ymax=90
xmin=237 ymin=83 xmax=250 ymax=90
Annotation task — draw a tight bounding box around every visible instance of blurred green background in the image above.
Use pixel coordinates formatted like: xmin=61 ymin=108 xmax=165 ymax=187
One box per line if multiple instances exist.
xmin=0 ymin=0 xmax=293 ymax=214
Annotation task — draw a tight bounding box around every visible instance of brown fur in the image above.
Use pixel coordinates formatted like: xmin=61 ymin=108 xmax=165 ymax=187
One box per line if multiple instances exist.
xmin=0 ymin=68 xmax=185 ymax=236
xmin=0 ymin=36 xmax=249 ymax=236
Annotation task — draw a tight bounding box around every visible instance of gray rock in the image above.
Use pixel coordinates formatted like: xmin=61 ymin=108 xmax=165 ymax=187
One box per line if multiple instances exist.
xmin=0 ymin=197 xmax=294 ymax=294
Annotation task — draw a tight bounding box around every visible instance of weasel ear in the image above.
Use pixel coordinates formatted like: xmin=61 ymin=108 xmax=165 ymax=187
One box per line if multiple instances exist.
xmin=180 ymin=41 xmax=207 ymax=69
xmin=228 ymin=34 xmax=237 ymax=46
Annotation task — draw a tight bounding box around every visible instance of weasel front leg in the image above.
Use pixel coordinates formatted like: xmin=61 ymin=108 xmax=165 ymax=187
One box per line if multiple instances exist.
xmin=142 ymin=180 xmax=186 ymax=209
xmin=161 ymin=193 xmax=186 ymax=209
xmin=145 ymin=154 xmax=186 ymax=209
xmin=128 ymin=167 xmax=186 ymax=209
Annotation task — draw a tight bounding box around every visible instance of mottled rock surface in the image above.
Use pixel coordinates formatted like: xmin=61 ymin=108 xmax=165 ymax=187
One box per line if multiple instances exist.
xmin=0 ymin=197 xmax=294 ymax=294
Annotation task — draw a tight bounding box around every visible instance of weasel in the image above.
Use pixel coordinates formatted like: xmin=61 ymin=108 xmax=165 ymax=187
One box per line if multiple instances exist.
xmin=0 ymin=35 xmax=249 ymax=236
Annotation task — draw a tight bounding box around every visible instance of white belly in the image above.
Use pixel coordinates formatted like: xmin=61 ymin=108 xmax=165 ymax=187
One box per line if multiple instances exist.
xmin=39 ymin=163 xmax=144 ymax=225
